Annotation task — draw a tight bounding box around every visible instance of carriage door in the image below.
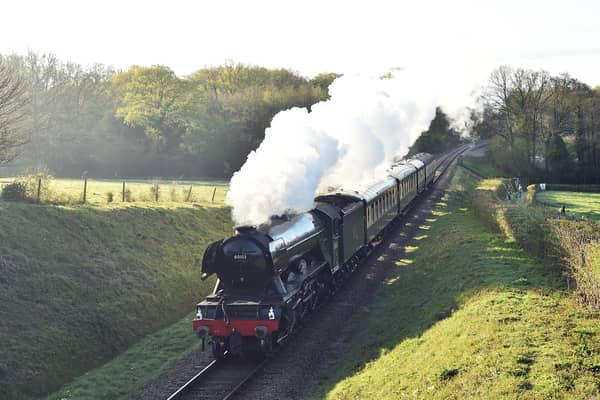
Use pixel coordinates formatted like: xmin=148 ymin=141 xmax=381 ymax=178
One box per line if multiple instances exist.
xmin=332 ymin=217 xmax=341 ymax=271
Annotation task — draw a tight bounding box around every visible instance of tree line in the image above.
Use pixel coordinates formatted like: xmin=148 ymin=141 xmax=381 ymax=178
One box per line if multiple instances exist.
xmin=408 ymin=106 xmax=463 ymax=156
xmin=474 ymin=66 xmax=600 ymax=184
xmin=0 ymin=51 xmax=337 ymax=178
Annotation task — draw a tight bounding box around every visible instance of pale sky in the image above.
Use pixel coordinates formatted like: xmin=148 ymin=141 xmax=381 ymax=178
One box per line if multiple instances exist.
xmin=2 ymin=0 xmax=599 ymax=86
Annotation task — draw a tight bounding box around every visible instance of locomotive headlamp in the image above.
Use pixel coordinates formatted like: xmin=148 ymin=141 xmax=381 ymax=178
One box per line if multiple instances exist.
xmin=196 ymin=307 xmax=203 ymax=320
xmin=268 ymin=307 xmax=275 ymax=320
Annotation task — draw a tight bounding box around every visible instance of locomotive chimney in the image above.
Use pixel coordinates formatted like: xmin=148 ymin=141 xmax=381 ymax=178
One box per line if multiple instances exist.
xmin=235 ymin=225 xmax=258 ymax=235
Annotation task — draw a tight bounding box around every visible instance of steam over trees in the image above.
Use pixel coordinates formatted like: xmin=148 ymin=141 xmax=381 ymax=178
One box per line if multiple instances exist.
xmin=1 ymin=52 xmax=332 ymax=178
xmin=408 ymin=107 xmax=462 ymax=155
xmin=475 ymin=66 xmax=600 ymax=183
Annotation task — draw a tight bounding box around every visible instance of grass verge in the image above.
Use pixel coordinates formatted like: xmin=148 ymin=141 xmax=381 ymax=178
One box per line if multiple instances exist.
xmin=461 ymin=155 xmax=505 ymax=178
xmin=48 ymin=312 xmax=199 ymax=400
xmin=0 ymin=202 xmax=232 ymax=399
xmin=313 ymin=168 xmax=600 ymax=399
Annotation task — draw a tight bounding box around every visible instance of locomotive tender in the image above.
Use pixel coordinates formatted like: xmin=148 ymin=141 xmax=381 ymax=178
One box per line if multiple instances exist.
xmin=194 ymin=151 xmax=455 ymax=358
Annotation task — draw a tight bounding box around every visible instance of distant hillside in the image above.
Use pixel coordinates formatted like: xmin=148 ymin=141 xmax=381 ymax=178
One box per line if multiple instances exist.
xmin=0 ymin=201 xmax=231 ymax=399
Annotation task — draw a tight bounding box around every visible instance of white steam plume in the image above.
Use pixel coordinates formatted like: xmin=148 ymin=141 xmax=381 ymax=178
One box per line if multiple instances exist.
xmin=226 ymin=69 xmax=480 ymax=227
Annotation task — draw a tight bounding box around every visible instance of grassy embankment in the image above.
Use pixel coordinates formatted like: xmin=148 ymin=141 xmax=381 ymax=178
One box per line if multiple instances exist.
xmin=461 ymin=155 xmax=505 ymax=178
xmin=536 ymin=191 xmax=600 ymax=221
xmin=313 ymin=167 xmax=600 ymax=399
xmin=0 ymin=183 xmax=232 ymax=400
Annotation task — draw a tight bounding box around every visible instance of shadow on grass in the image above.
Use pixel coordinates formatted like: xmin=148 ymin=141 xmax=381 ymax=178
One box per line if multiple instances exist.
xmin=312 ymin=168 xmax=565 ymax=398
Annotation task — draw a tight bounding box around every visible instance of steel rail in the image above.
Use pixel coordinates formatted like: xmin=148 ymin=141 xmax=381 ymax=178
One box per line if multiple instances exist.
xmin=165 ymin=352 xmax=224 ymax=400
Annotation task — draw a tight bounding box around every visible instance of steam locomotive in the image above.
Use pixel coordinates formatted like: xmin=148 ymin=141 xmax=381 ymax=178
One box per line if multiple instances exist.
xmin=193 ymin=149 xmax=462 ymax=358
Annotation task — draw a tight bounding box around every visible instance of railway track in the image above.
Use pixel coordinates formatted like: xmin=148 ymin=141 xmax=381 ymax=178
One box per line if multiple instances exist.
xmin=165 ymin=352 xmax=267 ymax=400
xmin=162 ymin=145 xmax=469 ymax=400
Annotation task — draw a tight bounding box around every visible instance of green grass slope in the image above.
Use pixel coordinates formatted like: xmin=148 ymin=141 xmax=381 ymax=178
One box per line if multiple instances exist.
xmin=536 ymin=191 xmax=600 ymax=221
xmin=461 ymin=155 xmax=505 ymax=178
xmin=0 ymin=201 xmax=232 ymax=399
xmin=315 ymin=168 xmax=600 ymax=399
xmin=48 ymin=311 xmax=199 ymax=400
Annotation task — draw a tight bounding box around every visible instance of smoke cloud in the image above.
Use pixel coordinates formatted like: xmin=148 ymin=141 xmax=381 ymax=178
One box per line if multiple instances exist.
xmin=226 ymin=69 xmax=480 ymax=227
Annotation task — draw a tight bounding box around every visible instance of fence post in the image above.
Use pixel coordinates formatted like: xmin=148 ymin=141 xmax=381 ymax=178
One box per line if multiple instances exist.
xmin=36 ymin=177 xmax=42 ymax=203
xmin=122 ymin=181 xmax=126 ymax=202
xmin=82 ymin=176 xmax=88 ymax=203
xmin=186 ymin=185 xmax=193 ymax=202
xmin=211 ymin=187 xmax=217 ymax=203
xmin=154 ymin=183 xmax=159 ymax=202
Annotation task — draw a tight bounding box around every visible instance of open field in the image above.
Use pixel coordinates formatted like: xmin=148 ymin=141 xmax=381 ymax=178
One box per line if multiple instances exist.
xmin=312 ymin=168 xmax=600 ymax=399
xmin=0 ymin=177 xmax=229 ymax=206
xmin=536 ymin=190 xmax=600 ymax=221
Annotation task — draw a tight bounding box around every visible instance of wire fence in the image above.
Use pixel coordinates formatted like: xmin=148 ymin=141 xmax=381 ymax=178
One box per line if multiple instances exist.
xmin=0 ymin=176 xmax=229 ymax=206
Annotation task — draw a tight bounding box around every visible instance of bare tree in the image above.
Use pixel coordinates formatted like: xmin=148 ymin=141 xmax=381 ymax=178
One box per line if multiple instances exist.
xmin=482 ymin=66 xmax=518 ymax=146
xmin=0 ymin=58 xmax=28 ymax=164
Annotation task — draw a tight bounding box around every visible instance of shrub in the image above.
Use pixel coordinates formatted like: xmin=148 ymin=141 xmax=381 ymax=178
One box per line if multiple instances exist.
xmin=2 ymin=173 xmax=54 ymax=202
xmin=23 ymin=172 xmax=54 ymax=201
xmin=504 ymin=206 xmax=556 ymax=260
xmin=106 ymin=191 xmax=114 ymax=203
xmin=1 ymin=182 xmax=28 ymax=201
xmin=470 ymin=178 xmax=508 ymax=235
xmin=124 ymin=189 xmax=133 ymax=202
xmin=550 ymin=220 xmax=600 ymax=308
xmin=526 ymin=184 xmax=537 ymax=205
